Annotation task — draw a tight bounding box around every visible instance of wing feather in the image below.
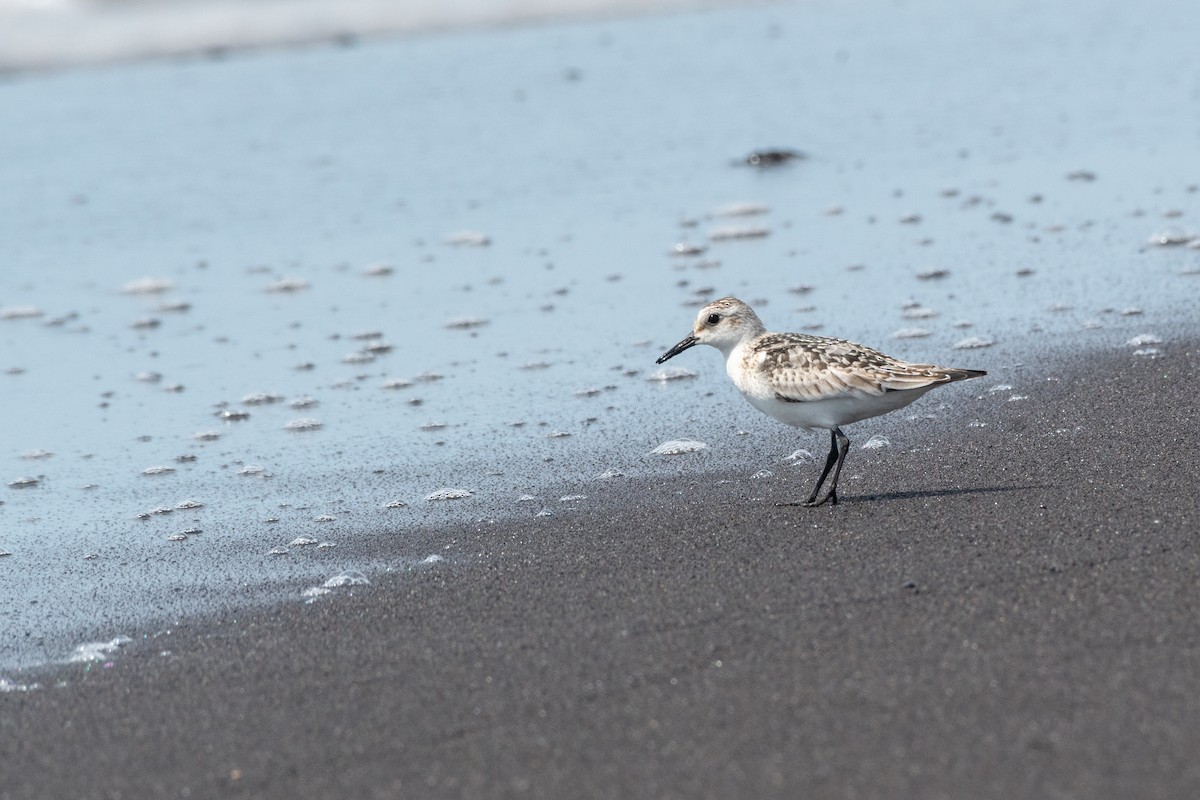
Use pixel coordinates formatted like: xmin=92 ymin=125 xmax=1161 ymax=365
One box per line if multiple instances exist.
xmin=752 ymin=335 xmax=965 ymax=402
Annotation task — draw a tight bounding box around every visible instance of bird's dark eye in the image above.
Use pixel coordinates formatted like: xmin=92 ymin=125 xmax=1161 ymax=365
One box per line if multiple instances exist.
xmin=707 ymin=313 xmax=721 ymax=325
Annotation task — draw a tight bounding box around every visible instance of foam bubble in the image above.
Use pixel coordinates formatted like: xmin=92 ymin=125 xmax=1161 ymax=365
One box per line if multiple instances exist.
xmin=650 ymin=439 xmax=708 ymax=455
xmin=861 ymin=435 xmax=891 ymax=450
xmin=68 ymin=635 xmax=132 ymax=663
xmin=646 ymin=366 xmax=698 ymax=381
xmin=323 ymin=570 xmax=370 ymax=588
xmin=265 ymin=277 xmax=310 ymax=293
xmin=952 ymin=336 xmax=995 ymax=349
xmin=242 ymin=391 xmax=283 ymax=405
xmin=120 ymin=277 xmax=173 ymax=295
xmin=426 ymin=488 xmax=473 ymax=501
xmin=142 ymin=465 xmax=176 ymax=476
xmin=284 ymin=418 xmax=323 ymax=431
xmin=444 ymin=230 xmax=490 ymax=246
xmin=0 ymin=306 xmax=43 ymax=320
xmin=708 ymin=225 xmax=770 ymax=241
xmin=289 ymin=536 xmax=320 ymax=546
xmin=891 ymin=327 xmax=931 ymax=339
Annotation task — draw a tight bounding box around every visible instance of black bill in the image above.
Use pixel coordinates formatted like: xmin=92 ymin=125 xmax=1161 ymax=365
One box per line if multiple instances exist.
xmin=656 ymin=334 xmax=698 ymax=364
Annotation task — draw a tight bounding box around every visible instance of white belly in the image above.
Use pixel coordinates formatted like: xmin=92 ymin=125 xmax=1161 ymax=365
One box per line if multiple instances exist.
xmin=739 ymin=386 xmax=934 ymax=431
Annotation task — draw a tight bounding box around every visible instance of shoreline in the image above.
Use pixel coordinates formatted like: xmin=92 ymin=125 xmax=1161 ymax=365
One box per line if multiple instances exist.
xmin=0 ymin=0 xmax=767 ymax=75
xmin=4 ymin=340 xmax=1198 ymax=798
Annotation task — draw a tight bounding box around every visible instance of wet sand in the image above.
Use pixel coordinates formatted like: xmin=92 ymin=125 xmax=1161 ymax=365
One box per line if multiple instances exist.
xmin=3 ymin=341 xmax=1197 ymax=799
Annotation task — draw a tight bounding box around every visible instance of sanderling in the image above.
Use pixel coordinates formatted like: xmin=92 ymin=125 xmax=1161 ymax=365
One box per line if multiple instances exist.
xmin=656 ymin=297 xmax=986 ymax=506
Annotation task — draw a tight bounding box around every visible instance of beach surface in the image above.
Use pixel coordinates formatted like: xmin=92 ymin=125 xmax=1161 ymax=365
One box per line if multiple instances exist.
xmin=3 ymin=342 xmax=1198 ymax=798
xmin=3 ymin=0 xmax=1200 ymax=794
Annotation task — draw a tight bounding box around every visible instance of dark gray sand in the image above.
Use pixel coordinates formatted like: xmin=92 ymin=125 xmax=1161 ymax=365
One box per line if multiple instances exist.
xmin=4 ymin=342 xmax=1199 ymax=799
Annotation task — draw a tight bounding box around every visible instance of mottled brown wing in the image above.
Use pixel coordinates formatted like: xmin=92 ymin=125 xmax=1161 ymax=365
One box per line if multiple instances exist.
xmin=757 ymin=335 xmax=956 ymax=401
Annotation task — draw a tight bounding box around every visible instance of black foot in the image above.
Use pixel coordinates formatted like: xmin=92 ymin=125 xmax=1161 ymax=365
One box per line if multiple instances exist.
xmin=777 ymin=489 xmax=838 ymax=508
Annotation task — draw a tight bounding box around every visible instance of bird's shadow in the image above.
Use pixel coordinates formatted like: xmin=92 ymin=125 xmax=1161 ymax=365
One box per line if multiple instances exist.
xmin=838 ymin=484 xmax=1048 ymax=504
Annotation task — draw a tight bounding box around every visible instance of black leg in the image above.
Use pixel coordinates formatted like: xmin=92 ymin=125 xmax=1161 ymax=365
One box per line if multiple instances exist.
xmin=776 ymin=429 xmax=839 ymax=507
xmin=806 ymin=427 xmax=850 ymax=507
xmin=805 ymin=429 xmax=840 ymax=503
